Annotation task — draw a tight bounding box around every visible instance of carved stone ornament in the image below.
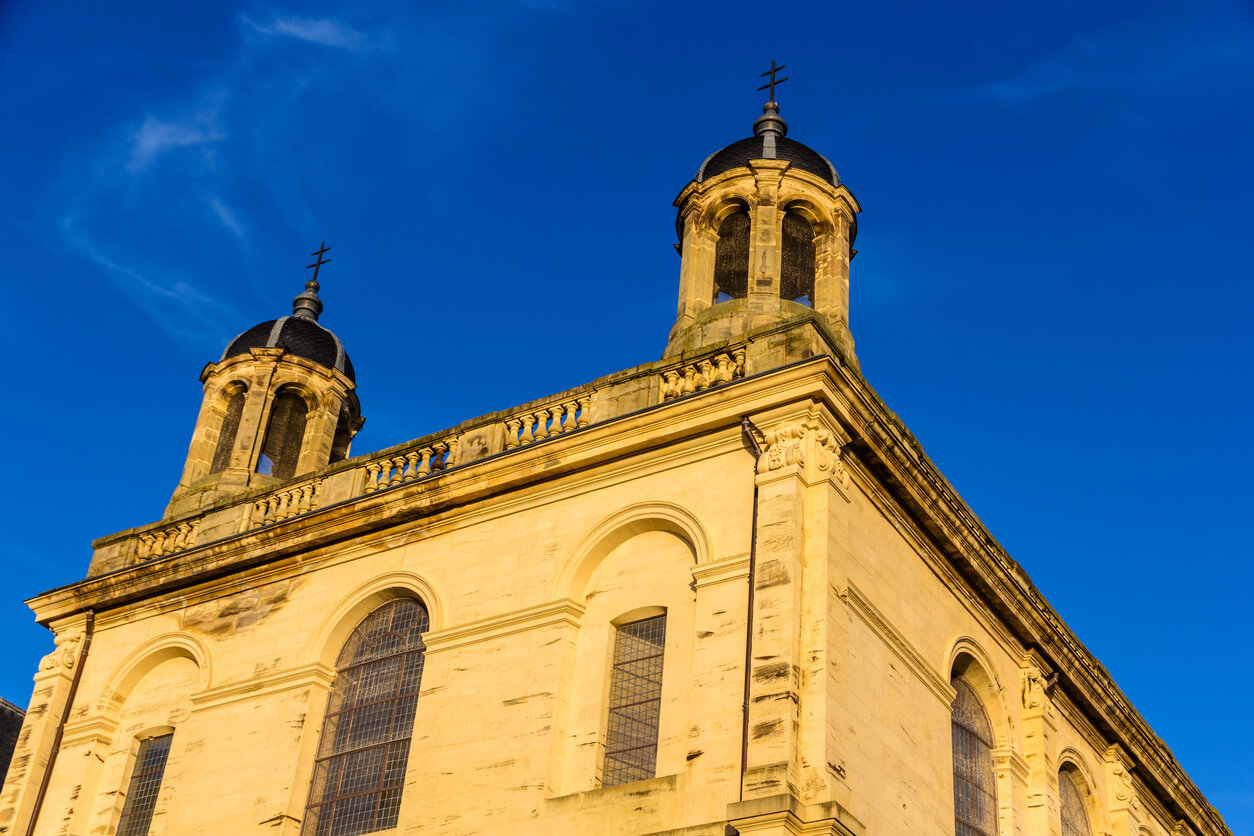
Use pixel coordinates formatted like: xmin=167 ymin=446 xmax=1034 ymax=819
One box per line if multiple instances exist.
xmin=758 ymin=422 xmax=809 ymax=473
xmin=40 ymin=630 xmax=83 ymax=671
xmin=814 ymin=427 xmax=849 ymax=487
xmin=1021 ymin=660 xmax=1053 ymax=716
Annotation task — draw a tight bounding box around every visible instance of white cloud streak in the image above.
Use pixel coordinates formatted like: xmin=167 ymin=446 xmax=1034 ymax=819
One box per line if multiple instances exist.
xmin=241 ymin=13 xmax=367 ymax=50
xmin=209 ymin=197 xmax=245 ymax=238
xmin=127 ymin=112 xmax=223 ymax=174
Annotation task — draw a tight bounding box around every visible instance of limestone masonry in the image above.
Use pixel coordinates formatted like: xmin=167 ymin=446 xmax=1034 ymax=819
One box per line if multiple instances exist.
xmin=1 ymin=97 xmax=1231 ymax=836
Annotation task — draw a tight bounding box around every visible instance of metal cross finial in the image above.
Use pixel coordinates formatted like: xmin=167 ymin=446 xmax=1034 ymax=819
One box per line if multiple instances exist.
xmin=306 ymin=241 xmax=332 ymax=283
xmin=757 ymin=61 xmax=789 ymax=102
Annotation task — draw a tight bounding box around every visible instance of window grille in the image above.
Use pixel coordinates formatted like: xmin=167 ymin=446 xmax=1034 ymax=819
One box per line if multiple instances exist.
xmin=713 ymin=212 xmax=750 ymax=302
xmin=602 ymin=614 xmax=666 ymax=787
xmin=304 ymin=598 xmax=429 ymax=836
xmin=211 ymin=390 xmax=246 ymax=473
xmin=1059 ymin=770 xmax=1092 ymax=836
xmin=780 ymin=212 xmax=816 ymax=305
xmin=952 ymin=678 xmax=998 ymax=836
xmin=116 ymin=733 xmax=173 ymax=836
xmin=258 ymin=391 xmax=308 ymax=479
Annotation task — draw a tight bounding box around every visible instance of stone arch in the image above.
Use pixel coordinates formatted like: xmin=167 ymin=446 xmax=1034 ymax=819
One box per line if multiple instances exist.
xmin=947 ymin=636 xmax=1014 ymax=750
xmin=98 ymin=633 xmax=210 ymax=712
xmin=1059 ymin=748 xmax=1104 ymax=834
xmin=307 ymin=570 xmax=444 ymax=669
xmin=779 ymin=197 xmax=836 ymax=238
xmin=555 ymin=502 xmax=712 ymax=601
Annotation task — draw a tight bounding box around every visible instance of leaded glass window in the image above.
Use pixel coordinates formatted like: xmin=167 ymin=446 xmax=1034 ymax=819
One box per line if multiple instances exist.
xmin=257 ymin=391 xmax=308 ymax=479
xmin=117 ymin=733 xmax=172 ymax=836
xmin=952 ymin=678 xmax=998 ymax=836
xmin=1060 ymin=770 xmax=1092 ymax=836
xmin=780 ymin=212 xmax=816 ymax=305
xmin=602 ymin=614 xmax=666 ymax=787
xmin=210 ymin=390 xmax=246 ymax=473
xmin=713 ymin=212 xmax=750 ymax=302
xmin=304 ymin=598 xmax=429 ymax=836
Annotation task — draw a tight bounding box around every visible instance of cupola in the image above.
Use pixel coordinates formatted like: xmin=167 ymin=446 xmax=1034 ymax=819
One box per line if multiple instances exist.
xmin=666 ymin=89 xmax=861 ymax=367
xmin=166 ymin=249 xmax=364 ymax=517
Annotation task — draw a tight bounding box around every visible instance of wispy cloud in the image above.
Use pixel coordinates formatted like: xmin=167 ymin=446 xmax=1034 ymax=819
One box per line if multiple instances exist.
xmin=127 ymin=111 xmax=223 ymax=174
xmin=241 ymin=13 xmax=367 ymax=50
xmin=209 ymin=197 xmax=244 ymax=238
xmin=62 ymin=214 xmax=240 ymax=343
xmin=981 ymin=18 xmax=1254 ymax=105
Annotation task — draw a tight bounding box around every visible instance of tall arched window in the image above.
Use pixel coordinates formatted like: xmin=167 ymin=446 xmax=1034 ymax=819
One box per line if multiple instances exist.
xmin=780 ymin=212 xmax=816 ymax=305
xmin=952 ymin=678 xmax=998 ymax=836
xmin=1059 ymin=769 xmax=1093 ymax=836
xmin=257 ymin=390 xmax=308 ymax=479
xmin=210 ymin=389 xmax=246 ymax=473
xmin=712 ymin=211 xmax=750 ymax=303
xmin=304 ymin=598 xmax=429 ymax=836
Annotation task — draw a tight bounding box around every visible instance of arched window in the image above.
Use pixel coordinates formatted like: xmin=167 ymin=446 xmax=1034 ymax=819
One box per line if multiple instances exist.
xmin=210 ymin=389 xmax=246 ymax=473
xmin=329 ymin=407 xmax=353 ymax=465
xmin=1060 ymin=769 xmax=1093 ymax=836
xmin=952 ymin=678 xmax=998 ymax=836
xmin=712 ymin=211 xmax=750 ymax=303
xmin=257 ymin=390 xmax=308 ymax=479
xmin=304 ymin=599 xmax=429 ymax=836
xmin=780 ymin=212 xmax=816 ymax=305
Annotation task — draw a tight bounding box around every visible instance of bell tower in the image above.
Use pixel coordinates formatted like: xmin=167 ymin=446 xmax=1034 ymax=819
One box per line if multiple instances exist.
xmin=666 ymin=81 xmax=861 ymax=368
xmin=166 ymin=246 xmax=364 ymax=518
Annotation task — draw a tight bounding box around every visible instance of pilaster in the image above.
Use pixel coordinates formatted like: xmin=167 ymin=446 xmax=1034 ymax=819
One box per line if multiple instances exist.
xmin=1104 ymin=745 xmax=1143 ymax=836
xmin=1021 ymin=650 xmax=1060 ymax=836
xmin=748 ymin=161 xmax=790 ymax=298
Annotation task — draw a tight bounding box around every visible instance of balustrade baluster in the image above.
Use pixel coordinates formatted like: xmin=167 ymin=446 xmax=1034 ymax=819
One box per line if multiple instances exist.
xmin=433 ymin=441 xmax=449 ymax=470
xmin=577 ymin=395 xmax=592 ymax=426
xmin=733 ymin=347 xmax=746 ymax=377
xmin=505 ymin=419 xmax=522 ymax=450
xmin=417 ymin=447 xmax=433 ymax=477
xmin=561 ymin=401 xmax=577 ymax=432
xmin=403 ymin=452 xmax=420 ymax=482
xmin=521 ymin=415 xmax=536 ymax=445
xmin=388 ymin=456 xmax=405 ymax=487
xmin=532 ymin=409 xmax=548 ymax=440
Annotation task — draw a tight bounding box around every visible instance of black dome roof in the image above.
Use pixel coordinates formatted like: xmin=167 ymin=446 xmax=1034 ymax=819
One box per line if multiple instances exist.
xmin=223 ymin=315 xmax=355 ymax=381
xmin=697 ymin=135 xmax=839 ymax=186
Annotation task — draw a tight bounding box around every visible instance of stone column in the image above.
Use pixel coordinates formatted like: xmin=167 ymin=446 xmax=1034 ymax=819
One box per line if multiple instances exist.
xmin=673 ymin=206 xmax=717 ymax=329
xmin=1104 ymin=745 xmax=1143 ymax=836
xmin=748 ymin=161 xmax=790 ymax=298
xmin=0 ymin=633 xmax=83 ymax=835
xmin=1021 ymin=651 xmax=1060 ymax=836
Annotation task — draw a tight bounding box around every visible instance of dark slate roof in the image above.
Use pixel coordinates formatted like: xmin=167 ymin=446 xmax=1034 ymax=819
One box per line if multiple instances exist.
xmin=222 ymin=316 xmax=355 ymax=381
xmin=697 ymin=136 xmax=839 ymax=186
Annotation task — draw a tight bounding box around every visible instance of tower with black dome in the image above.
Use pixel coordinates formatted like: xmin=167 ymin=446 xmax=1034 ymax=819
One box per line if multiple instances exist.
xmin=167 ymin=270 xmax=363 ymax=517
xmin=668 ymin=95 xmax=861 ymax=368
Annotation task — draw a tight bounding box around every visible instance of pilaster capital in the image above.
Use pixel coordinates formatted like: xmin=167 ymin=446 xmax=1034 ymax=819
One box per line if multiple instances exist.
xmin=1020 ymin=650 xmax=1056 ymax=723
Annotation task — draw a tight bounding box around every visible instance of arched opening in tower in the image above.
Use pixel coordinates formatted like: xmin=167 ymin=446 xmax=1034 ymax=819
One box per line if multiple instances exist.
xmin=781 ymin=212 xmax=816 ymax=306
xmin=210 ymin=388 xmax=246 ymax=474
xmin=257 ymin=390 xmax=309 ymax=479
xmin=712 ymin=210 xmax=750 ymax=303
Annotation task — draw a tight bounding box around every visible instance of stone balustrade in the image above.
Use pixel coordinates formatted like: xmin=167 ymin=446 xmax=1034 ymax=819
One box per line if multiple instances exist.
xmin=251 ymin=478 xmax=323 ymax=528
xmin=504 ymin=394 xmax=592 ymax=450
xmin=659 ymin=347 xmax=746 ymax=401
xmin=136 ymin=519 xmax=201 ymax=561
xmin=361 ymin=437 xmax=458 ymax=495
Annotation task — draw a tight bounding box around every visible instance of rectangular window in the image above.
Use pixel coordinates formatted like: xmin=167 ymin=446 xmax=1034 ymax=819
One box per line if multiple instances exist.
xmin=602 ymin=614 xmax=666 ymax=787
xmin=117 ymin=734 xmax=173 ymax=836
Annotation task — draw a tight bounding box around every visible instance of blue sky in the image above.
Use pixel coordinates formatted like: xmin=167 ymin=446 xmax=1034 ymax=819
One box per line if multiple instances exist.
xmin=2 ymin=0 xmax=1251 ymax=828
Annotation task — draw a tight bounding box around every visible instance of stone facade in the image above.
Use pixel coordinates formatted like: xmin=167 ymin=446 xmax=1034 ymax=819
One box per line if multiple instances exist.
xmin=0 ymin=104 xmax=1231 ymax=836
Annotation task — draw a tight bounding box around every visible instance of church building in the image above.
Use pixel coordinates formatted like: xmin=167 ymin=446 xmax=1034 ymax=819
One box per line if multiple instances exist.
xmin=0 ymin=86 xmax=1231 ymax=836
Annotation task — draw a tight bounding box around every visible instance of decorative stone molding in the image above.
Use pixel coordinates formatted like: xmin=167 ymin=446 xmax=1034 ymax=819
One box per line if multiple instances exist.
xmin=660 ymin=348 xmax=746 ymax=401
xmin=756 ymin=419 xmax=850 ymax=492
xmin=1106 ymin=744 xmax=1141 ymax=814
xmin=362 ymin=435 xmax=459 ymax=494
xmin=814 ymin=427 xmax=849 ymax=489
xmin=136 ymin=518 xmax=201 ymax=562
xmin=504 ymin=394 xmax=592 ymax=450
xmin=40 ymin=630 xmax=83 ymax=671
xmin=251 ymin=478 xmax=322 ymax=528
